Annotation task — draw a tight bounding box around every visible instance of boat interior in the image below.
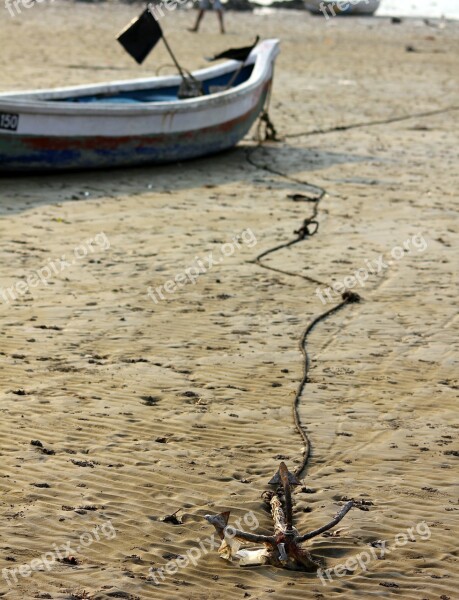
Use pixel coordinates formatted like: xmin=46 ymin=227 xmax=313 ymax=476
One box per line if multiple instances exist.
xmin=53 ymin=64 xmax=255 ymax=104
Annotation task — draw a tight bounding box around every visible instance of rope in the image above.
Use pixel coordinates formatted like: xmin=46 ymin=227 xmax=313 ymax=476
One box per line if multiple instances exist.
xmin=291 ymin=292 xmax=360 ymax=479
xmin=257 ymin=110 xmax=279 ymax=143
xmin=250 ymin=103 xmax=458 ymax=479
xmin=284 ymin=105 xmax=459 ymax=140
xmin=255 ymin=74 xmax=280 ymax=143
xmin=248 ymin=105 xmax=361 ymax=481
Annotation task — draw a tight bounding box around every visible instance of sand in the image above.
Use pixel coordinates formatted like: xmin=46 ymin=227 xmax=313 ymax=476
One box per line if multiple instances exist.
xmin=0 ymin=4 xmax=458 ymax=600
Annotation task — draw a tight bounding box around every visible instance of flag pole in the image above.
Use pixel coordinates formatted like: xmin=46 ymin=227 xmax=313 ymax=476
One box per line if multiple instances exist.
xmin=159 ymin=28 xmax=203 ymax=97
xmin=224 ymin=59 xmax=247 ymax=91
xmin=161 ymin=34 xmax=188 ymax=82
xmin=145 ymin=5 xmax=188 ymax=83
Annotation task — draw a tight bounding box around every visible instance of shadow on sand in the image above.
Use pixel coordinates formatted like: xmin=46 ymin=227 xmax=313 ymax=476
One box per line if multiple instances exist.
xmin=0 ymin=142 xmax=374 ymax=216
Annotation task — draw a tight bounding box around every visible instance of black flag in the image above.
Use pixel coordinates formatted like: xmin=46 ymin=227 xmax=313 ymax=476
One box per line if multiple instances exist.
xmin=117 ymin=9 xmax=163 ymax=65
xmin=207 ymin=36 xmax=260 ymax=63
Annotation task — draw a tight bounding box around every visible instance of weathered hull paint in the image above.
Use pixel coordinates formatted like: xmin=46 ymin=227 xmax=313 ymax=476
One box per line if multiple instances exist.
xmin=0 ymin=39 xmax=280 ymax=173
xmin=0 ymin=86 xmax=269 ymax=172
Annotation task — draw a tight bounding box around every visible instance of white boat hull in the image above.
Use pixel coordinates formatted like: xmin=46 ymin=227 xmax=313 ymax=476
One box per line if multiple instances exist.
xmin=0 ymin=39 xmax=280 ymax=171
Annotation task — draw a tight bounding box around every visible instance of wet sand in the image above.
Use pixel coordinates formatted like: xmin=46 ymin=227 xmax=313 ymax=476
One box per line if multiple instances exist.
xmin=0 ymin=5 xmax=458 ymax=600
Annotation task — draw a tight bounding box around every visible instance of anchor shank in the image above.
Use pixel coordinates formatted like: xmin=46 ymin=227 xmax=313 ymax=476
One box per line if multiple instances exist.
xmin=279 ymin=462 xmax=294 ymax=530
xmin=270 ymin=493 xmax=288 ymax=536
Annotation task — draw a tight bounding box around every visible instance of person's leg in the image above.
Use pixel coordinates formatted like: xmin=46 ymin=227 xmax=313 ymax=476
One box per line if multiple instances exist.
xmin=213 ymin=0 xmax=225 ymax=33
xmin=217 ymin=9 xmax=225 ymax=34
xmin=189 ymin=9 xmax=205 ymax=32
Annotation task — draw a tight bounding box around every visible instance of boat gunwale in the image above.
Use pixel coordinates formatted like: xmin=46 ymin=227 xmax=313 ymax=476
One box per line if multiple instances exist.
xmin=0 ymin=39 xmax=280 ymax=117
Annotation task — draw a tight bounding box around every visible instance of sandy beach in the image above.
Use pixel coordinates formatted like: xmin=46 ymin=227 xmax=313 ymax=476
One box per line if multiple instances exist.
xmin=0 ymin=4 xmax=458 ymax=600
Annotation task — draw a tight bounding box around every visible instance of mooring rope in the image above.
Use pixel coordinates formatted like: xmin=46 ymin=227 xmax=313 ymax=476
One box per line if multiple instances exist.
xmin=283 ymin=105 xmax=459 ymax=140
xmin=246 ymin=117 xmax=361 ymax=480
xmin=248 ymin=102 xmax=459 ymax=480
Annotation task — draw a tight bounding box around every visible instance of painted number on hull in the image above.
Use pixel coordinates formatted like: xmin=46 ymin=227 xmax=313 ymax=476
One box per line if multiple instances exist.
xmin=0 ymin=113 xmax=19 ymax=131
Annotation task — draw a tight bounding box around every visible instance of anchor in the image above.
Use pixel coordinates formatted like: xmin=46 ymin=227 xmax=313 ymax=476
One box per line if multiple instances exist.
xmin=205 ymin=462 xmax=354 ymax=571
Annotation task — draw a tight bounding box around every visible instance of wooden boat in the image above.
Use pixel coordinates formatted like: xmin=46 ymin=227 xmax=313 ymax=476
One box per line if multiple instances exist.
xmin=305 ymin=0 xmax=380 ymax=16
xmin=0 ymin=39 xmax=279 ymax=172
